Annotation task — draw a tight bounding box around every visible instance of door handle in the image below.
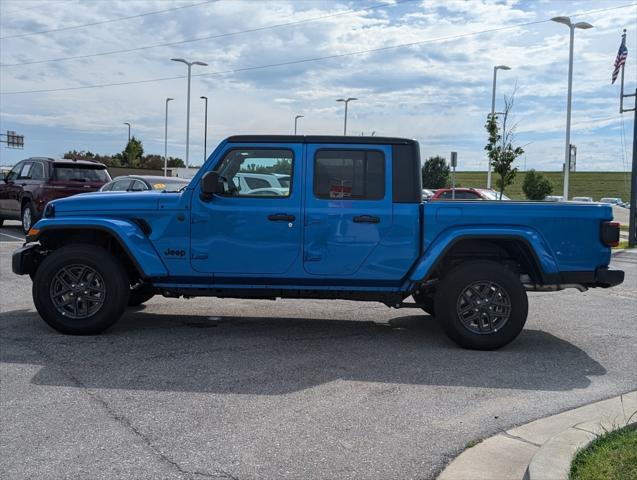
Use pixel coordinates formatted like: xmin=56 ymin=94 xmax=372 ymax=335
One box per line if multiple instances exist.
xmin=268 ymin=213 xmax=295 ymax=222
xmin=353 ymin=215 xmax=380 ymax=224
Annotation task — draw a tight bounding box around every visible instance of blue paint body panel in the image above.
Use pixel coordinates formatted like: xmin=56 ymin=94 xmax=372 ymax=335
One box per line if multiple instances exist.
xmin=32 ymin=137 xmax=617 ymax=294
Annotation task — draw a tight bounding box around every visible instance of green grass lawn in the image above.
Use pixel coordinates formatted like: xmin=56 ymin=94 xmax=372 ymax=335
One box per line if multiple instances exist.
xmin=569 ymin=424 xmax=637 ymax=480
xmin=446 ymin=171 xmax=632 ymax=201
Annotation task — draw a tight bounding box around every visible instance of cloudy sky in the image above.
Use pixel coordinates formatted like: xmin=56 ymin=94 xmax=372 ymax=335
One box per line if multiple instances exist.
xmin=0 ymin=0 xmax=635 ymax=172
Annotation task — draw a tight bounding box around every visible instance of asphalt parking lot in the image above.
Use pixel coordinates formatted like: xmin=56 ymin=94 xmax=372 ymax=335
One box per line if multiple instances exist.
xmin=1 ymin=219 xmax=636 ymax=480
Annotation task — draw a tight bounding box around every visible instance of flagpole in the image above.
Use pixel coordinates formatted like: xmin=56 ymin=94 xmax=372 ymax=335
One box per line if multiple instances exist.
xmin=620 ymin=29 xmax=626 ymax=113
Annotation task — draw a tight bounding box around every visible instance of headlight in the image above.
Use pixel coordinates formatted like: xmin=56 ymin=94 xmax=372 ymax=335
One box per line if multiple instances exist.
xmin=44 ymin=203 xmax=55 ymax=218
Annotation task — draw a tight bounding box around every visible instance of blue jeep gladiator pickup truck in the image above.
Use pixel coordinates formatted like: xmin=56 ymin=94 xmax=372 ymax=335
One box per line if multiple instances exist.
xmin=12 ymin=135 xmax=624 ymax=349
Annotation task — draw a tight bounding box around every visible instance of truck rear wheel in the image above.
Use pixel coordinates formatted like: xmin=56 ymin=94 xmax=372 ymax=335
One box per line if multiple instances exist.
xmin=434 ymin=260 xmax=528 ymax=350
xmin=32 ymin=244 xmax=129 ymax=335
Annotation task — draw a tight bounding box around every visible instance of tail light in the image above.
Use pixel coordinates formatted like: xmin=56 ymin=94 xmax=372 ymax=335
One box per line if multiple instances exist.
xmin=600 ymin=221 xmax=620 ymax=247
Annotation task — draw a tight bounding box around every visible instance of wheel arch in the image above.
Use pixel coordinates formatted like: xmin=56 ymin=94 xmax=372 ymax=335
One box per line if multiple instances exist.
xmin=410 ymin=229 xmax=560 ymax=285
xmin=30 ymin=218 xmax=168 ymax=279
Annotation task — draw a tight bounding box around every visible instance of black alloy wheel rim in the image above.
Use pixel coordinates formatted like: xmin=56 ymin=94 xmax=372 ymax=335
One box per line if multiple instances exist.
xmin=49 ymin=264 xmax=106 ymax=319
xmin=456 ymin=281 xmax=512 ymax=334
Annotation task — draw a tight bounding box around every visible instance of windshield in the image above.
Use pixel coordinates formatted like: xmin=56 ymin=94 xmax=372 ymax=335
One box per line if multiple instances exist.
xmin=54 ymin=164 xmax=110 ymax=182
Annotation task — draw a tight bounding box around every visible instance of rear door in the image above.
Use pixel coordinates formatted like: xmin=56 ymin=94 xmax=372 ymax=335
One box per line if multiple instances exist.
xmin=303 ymin=145 xmax=392 ymax=276
xmin=190 ymin=144 xmax=302 ymax=275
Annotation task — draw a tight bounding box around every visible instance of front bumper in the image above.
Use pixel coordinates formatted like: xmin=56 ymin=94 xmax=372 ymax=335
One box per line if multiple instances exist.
xmin=560 ymin=267 xmax=624 ymax=288
xmin=12 ymin=243 xmax=41 ymax=276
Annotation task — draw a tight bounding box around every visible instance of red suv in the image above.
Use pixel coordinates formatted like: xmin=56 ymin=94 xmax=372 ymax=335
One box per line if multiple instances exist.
xmin=430 ymin=187 xmax=511 ymax=201
xmin=0 ymin=157 xmax=111 ymax=233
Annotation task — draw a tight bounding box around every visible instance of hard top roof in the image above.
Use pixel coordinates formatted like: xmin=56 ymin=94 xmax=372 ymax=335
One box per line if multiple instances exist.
xmin=226 ymin=135 xmax=417 ymax=145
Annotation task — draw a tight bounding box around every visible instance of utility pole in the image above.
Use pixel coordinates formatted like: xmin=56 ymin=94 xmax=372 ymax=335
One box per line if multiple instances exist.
xmin=294 ymin=114 xmax=304 ymax=135
xmin=164 ymin=98 xmax=173 ymax=176
xmin=336 ymin=98 xmax=357 ymax=135
xmin=450 ymin=152 xmax=458 ymax=199
xmin=200 ymin=96 xmax=208 ymax=163
xmin=488 ymin=65 xmax=510 ymax=189
xmin=123 ymin=122 xmax=131 ymax=166
xmin=552 ymin=16 xmax=593 ymax=200
xmin=171 ymin=58 xmax=208 ymax=170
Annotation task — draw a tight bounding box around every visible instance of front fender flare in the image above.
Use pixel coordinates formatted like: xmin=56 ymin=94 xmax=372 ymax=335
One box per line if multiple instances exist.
xmin=31 ymin=217 xmax=168 ymax=278
xmin=409 ymin=226 xmax=559 ymax=283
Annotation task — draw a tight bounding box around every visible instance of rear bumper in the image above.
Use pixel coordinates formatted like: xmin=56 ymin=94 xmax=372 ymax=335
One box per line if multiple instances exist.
xmin=12 ymin=243 xmax=40 ymax=276
xmin=560 ymin=267 xmax=624 ymax=288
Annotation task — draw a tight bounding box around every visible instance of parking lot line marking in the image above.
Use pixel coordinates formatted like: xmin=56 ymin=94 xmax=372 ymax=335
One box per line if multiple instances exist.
xmin=0 ymin=232 xmax=24 ymax=241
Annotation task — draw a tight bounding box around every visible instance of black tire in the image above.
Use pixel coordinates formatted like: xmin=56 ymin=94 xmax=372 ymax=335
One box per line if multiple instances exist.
xmin=32 ymin=244 xmax=130 ymax=335
xmin=434 ymin=260 xmax=528 ymax=350
xmin=21 ymin=201 xmax=36 ymax=234
xmin=128 ymin=284 xmax=155 ymax=306
xmin=412 ymin=290 xmax=435 ymax=316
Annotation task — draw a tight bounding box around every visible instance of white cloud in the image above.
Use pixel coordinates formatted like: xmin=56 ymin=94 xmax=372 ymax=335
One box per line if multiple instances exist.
xmin=0 ymin=0 xmax=634 ymax=171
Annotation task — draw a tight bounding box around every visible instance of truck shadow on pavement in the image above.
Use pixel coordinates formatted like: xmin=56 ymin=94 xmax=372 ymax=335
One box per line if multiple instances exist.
xmin=0 ymin=308 xmax=606 ymax=394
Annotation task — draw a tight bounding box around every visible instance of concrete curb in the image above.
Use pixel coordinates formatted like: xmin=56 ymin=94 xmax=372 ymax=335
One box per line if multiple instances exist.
xmin=438 ymin=391 xmax=637 ymax=480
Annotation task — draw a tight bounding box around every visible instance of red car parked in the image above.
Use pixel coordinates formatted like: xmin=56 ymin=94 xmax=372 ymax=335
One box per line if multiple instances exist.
xmin=0 ymin=157 xmax=111 ymax=233
xmin=430 ymin=187 xmax=511 ymax=201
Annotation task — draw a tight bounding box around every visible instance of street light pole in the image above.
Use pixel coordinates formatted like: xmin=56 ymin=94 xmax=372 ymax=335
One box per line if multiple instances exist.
xmin=123 ymin=122 xmax=130 ymax=143
xmin=294 ymin=114 xmax=304 ymax=135
xmin=336 ymin=97 xmax=358 ymax=135
xmin=171 ymin=58 xmax=207 ymax=171
xmin=164 ymin=98 xmax=173 ymax=176
xmin=488 ymin=65 xmax=511 ymax=189
xmin=200 ymin=96 xmax=208 ymax=162
xmin=552 ymin=16 xmax=593 ymax=200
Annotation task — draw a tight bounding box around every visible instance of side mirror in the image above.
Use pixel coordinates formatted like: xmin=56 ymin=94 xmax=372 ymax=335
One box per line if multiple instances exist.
xmin=200 ymin=171 xmax=222 ymax=200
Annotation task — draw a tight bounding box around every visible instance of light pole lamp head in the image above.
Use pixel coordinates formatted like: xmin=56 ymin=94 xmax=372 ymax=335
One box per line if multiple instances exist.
xmin=574 ymin=21 xmax=593 ymax=30
xmin=347 ymin=97 xmax=358 ymax=102
xmin=551 ymin=16 xmax=572 ymax=27
xmin=336 ymin=98 xmax=345 ymax=102
xmin=495 ymin=65 xmax=511 ymax=71
xmin=295 ymin=114 xmax=304 ymax=120
xmin=200 ymin=96 xmax=207 ymax=100
xmin=123 ymin=122 xmax=130 ymax=126
xmin=167 ymin=97 xmax=174 ymax=102
xmin=192 ymin=61 xmax=208 ymax=67
xmin=171 ymin=58 xmax=187 ymax=64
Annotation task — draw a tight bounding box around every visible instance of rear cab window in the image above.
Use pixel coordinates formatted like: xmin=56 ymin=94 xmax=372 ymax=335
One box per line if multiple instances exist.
xmin=313 ymin=150 xmax=385 ymax=200
xmin=53 ymin=164 xmax=111 ymax=182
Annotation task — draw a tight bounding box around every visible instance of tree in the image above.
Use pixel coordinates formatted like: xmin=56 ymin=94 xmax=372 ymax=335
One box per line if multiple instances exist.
xmin=422 ymin=155 xmax=450 ymax=188
xmin=121 ymin=136 xmax=144 ymax=168
xmin=484 ymin=91 xmax=524 ymax=198
xmin=522 ymin=169 xmax=553 ymax=200
xmin=167 ymin=157 xmax=185 ymax=168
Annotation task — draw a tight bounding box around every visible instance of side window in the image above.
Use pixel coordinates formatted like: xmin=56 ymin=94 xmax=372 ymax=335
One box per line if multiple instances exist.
xmin=438 ymin=191 xmax=452 ymax=199
xmin=7 ymin=162 xmax=22 ymax=181
xmin=130 ymin=180 xmax=147 ymax=191
xmin=314 ymin=150 xmax=385 ymax=200
xmin=111 ymin=180 xmax=132 ymax=191
xmin=30 ymin=162 xmax=44 ymax=180
xmin=18 ymin=162 xmax=33 ymax=179
xmin=216 ymin=149 xmax=293 ymax=198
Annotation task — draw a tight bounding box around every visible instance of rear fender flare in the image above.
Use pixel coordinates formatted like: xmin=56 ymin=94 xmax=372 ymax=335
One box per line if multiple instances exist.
xmin=409 ymin=226 xmax=559 ymax=283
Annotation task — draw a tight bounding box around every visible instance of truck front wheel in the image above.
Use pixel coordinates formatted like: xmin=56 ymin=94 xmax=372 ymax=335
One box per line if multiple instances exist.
xmin=32 ymin=244 xmax=130 ymax=335
xmin=434 ymin=260 xmax=528 ymax=350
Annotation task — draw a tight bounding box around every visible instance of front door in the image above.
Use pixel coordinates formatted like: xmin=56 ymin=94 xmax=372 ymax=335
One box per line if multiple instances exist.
xmin=190 ymin=144 xmax=302 ymax=275
xmin=303 ymin=145 xmax=393 ymax=276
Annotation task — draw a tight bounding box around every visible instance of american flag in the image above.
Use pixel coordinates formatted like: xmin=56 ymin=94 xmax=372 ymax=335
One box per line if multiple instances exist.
xmin=611 ymin=33 xmax=628 ymax=84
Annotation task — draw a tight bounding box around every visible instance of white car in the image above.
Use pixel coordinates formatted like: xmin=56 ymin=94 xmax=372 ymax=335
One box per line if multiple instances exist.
xmin=600 ymin=197 xmax=623 ymax=205
xmin=545 ymin=195 xmax=564 ymax=202
xmin=572 ymin=196 xmax=593 ymax=202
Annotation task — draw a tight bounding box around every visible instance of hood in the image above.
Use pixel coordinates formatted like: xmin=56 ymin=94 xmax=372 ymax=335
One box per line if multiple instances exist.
xmin=51 ymin=191 xmax=164 ymax=214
